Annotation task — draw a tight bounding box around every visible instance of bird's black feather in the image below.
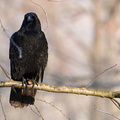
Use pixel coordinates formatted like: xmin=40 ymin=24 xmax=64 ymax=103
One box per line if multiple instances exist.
xmin=9 ymin=12 xmax=48 ymax=108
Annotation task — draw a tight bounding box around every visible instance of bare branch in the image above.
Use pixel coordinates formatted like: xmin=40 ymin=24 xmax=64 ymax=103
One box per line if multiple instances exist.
xmin=0 ymin=80 xmax=120 ymax=100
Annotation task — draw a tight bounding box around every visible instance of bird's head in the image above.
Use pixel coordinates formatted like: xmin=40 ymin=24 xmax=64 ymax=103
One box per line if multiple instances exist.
xmin=20 ymin=12 xmax=41 ymax=32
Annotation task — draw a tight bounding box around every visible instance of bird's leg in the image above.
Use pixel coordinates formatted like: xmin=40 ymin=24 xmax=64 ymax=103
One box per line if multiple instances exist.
xmin=34 ymin=76 xmax=39 ymax=86
xmin=34 ymin=78 xmax=38 ymax=86
xmin=32 ymin=79 xmax=35 ymax=89
xmin=21 ymin=77 xmax=28 ymax=94
xmin=12 ymin=86 xmax=17 ymax=93
xmin=22 ymin=77 xmax=28 ymax=88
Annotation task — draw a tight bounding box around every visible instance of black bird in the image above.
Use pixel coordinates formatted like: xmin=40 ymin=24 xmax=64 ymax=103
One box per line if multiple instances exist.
xmin=9 ymin=12 xmax=48 ymax=108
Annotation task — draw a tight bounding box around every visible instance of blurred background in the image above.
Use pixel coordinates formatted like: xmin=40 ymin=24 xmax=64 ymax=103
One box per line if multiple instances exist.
xmin=0 ymin=0 xmax=120 ymax=120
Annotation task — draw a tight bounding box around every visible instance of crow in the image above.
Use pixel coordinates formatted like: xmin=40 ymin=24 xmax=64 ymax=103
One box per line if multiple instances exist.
xmin=9 ymin=12 xmax=48 ymax=108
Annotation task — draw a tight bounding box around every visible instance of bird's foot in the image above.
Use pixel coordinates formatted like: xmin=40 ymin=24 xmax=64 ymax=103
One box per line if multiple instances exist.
xmin=22 ymin=77 xmax=38 ymax=89
xmin=27 ymin=78 xmax=38 ymax=88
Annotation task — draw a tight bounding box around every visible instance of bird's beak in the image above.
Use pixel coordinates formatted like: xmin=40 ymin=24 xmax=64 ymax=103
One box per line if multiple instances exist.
xmin=27 ymin=16 xmax=33 ymax=22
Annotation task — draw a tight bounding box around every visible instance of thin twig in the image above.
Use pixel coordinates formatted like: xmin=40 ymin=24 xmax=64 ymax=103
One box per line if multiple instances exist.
xmin=1 ymin=17 xmax=22 ymax=59
xmin=34 ymin=104 xmax=44 ymax=120
xmin=86 ymin=64 xmax=117 ymax=88
xmin=0 ymin=95 xmax=7 ymax=120
xmin=37 ymin=99 xmax=70 ymax=120
xmin=0 ymin=19 xmax=9 ymax=38
xmin=110 ymin=98 xmax=120 ymax=110
xmin=94 ymin=105 xmax=120 ymax=120
xmin=29 ymin=0 xmax=49 ymax=31
xmin=29 ymin=105 xmax=44 ymax=118
xmin=0 ymin=64 xmax=11 ymax=79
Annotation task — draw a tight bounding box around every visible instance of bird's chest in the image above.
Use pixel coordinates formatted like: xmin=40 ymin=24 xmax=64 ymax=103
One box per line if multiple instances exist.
xmin=18 ymin=33 xmax=41 ymax=61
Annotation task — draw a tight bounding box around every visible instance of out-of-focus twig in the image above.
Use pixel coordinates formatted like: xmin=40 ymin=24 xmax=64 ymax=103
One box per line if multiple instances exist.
xmin=0 ymin=64 xmax=11 ymax=79
xmin=29 ymin=105 xmax=44 ymax=120
xmin=29 ymin=0 xmax=49 ymax=31
xmin=34 ymin=104 xmax=44 ymax=120
xmin=37 ymin=99 xmax=70 ymax=120
xmin=86 ymin=64 xmax=117 ymax=88
xmin=0 ymin=19 xmax=9 ymax=38
xmin=0 ymin=95 xmax=7 ymax=120
xmin=94 ymin=105 xmax=120 ymax=120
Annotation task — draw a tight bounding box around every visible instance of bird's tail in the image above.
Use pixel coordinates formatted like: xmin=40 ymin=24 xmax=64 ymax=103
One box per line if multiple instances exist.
xmin=9 ymin=87 xmax=37 ymax=108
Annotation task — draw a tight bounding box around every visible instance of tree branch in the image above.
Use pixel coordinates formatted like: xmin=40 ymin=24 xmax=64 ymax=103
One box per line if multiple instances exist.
xmin=0 ymin=80 xmax=120 ymax=99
